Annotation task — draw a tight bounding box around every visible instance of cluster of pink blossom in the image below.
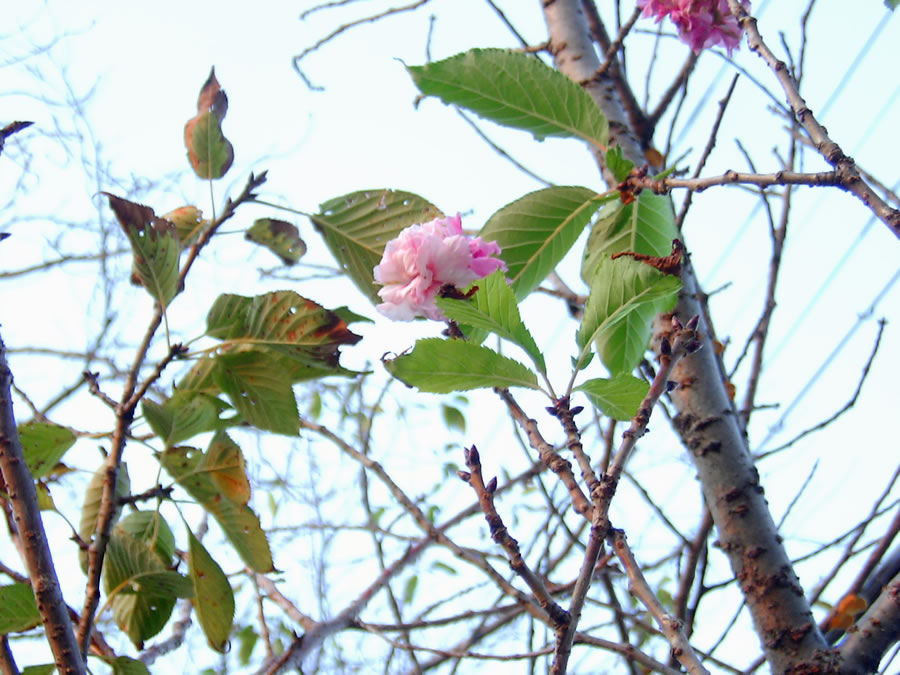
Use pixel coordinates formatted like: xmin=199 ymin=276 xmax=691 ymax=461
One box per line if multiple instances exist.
xmin=373 ymin=214 xmax=507 ymax=321
xmin=637 ymin=0 xmax=749 ymax=55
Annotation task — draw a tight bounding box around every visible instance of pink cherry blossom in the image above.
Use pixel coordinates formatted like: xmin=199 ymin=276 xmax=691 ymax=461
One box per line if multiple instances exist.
xmin=373 ymin=213 xmax=507 ymax=321
xmin=637 ymin=0 xmax=749 ymax=56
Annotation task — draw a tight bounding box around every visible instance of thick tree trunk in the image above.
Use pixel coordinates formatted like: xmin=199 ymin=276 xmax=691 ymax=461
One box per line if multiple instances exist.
xmin=540 ymin=1 xmax=831 ymax=671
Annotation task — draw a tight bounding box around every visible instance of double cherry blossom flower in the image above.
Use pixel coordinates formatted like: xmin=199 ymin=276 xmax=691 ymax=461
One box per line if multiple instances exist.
xmin=637 ymin=0 xmax=749 ymax=55
xmin=373 ymin=214 xmax=506 ymax=321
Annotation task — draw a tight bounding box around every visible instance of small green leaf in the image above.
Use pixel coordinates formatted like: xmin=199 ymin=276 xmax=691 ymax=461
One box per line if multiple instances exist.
xmin=117 ymin=511 xmax=177 ymax=566
xmin=403 ymin=575 xmax=418 ymax=605
xmin=79 ymin=463 xmax=130 ymax=573
xmin=480 ymin=187 xmax=611 ymax=300
xmin=575 ymin=374 xmax=650 ymax=420
xmin=236 ymin=625 xmax=259 ymax=666
xmin=431 ymin=561 xmax=458 ymax=575
xmin=440 ymin=404 xmax=466 ymax=432
xmin=110 ymin=656 xmax=151 ymax=675
xmin=159 ymin=446 xmax=274 ymax=572
xmin=886 ymin=0 xmax=899 ymax=10
xmin=201 ymin=431 xmax=251 ymax=506
xmin=310 ymin=189 xmax=442 ymax=303
xmin=0 ymin=583 xmax=41 ymax=633
xmin=18 ymin=422 xmax=76 ymax=479
xmin=385 ymin=338 xmax=540 ymax=393
xmin=214 ymin=351 xmax=299 ymax=435
xmin=105 ymin=194 xmax=182 ymax=307
xmin=142 ymin=392 xmax=222 ymax=446
xmin=408 ymin=49 xmax=608 ymax=148
xmin=184 ymin=69 xmax=233 ymax=179
xmin=436 ymin=270 xmax=545 ymax=373
xmin=188 ymin=528 xmax=235 ymax=653
xmin=577 ymin=256 xmax=681 ymax=375
xmin=245 ymin=218 xmax=306 ymax=265
xmin=206 ymin=291 xmax=362 ymax=370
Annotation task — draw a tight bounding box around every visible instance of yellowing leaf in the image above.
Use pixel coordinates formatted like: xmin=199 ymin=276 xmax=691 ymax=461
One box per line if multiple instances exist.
xmin=184 ymin=68 xmax=234 ymax=179
xmin=201 ymin=431 xmax=251 ymax=506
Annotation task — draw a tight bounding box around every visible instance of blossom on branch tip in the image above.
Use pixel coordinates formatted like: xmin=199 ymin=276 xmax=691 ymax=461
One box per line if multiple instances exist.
xmin=637 ymin=0 xmax=749 ymax=56
xmin=373 ymin=214 xmax=507 ymax=321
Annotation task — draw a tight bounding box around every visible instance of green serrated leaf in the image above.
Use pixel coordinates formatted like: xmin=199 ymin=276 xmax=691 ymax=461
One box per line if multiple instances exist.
xmin=142 ymin=391 xmax=222 ymax=446
xmin=577 ymin=257 xmax=681 ymax=375
xmin=581 ymin=191 xmax=679 ymax=283
xmin=188 ymin=528 xmax=235 ymax=652
xmin=201 ymin=431 xmax=251 ymax=506
xmin=79 ymin=463 xmax=130 ymax=573
xmin=385 ymin=338 xmax=540 ymax=393
xmin=331 ymin=306 xmax=374 ymax=325
xmin=408 ymin=48 xmax=608 ymax=148
xmin=245 ymin=218 xmax=306 ymax=265
xmin=110 ymin=656 xmax=152 ymax=675
xmin=159 ymin=446 xmax=274 ymax=572
xmin=436 ymin=270 xmax=546 ymax=373
xmin=206 ymin=291 xmax=362 ymax=371
xmin=18 ymin=422 xmax=76 ymax=479
xmin=177 ymin=356 xmax=222 ymax=396
xmin=104 ymin=530 xmax=192 ymax=648
xmin=0 ymin=583 xmax=41 ymax=633
xmin=575 ymin=374 xmax=650 ymax=420
xmin=105 ymin=194 xmax=182 ymax=307
xmin=479 ymin=186 xmax=610 ymax=300
xmin=213 ymin=351 xmax=299 ymax=435
xmin=310 ymin=189 xmax=442 ymax=303
xmin=117 ymin=511 xmax=176 ymax=566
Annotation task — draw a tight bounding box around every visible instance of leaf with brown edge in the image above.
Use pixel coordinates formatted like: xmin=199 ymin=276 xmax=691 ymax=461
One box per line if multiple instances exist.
xmin=104 ymin=193 xmax=181 ymax=306
xmin=206 ymin=291 xmax=362 ymax=370
xmin=245 ymin=218 xmax=307 ymax=265
xmin=201 ymin=431 xmax=251 ymax=506
xmin=185 ymin=67 xmax=234 ymax=179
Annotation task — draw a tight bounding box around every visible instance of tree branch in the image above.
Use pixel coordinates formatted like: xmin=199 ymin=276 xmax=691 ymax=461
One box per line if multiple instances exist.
xmin=0 ymin=331 xmax=85 ymax=674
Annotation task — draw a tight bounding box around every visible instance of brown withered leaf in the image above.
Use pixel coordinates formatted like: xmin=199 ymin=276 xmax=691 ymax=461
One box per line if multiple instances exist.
xmin=611 ymin=238 xmax=684 ymax=276
xmin=196 ymin=67 xmax=228 ymax=121
xmin=103 ymin=193 xmax=176 ymax=237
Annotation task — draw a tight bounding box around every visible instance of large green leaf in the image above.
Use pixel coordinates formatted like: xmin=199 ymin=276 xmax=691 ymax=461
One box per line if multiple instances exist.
xmin=245 ymin=218 xmax=306 ymax=265
xmin=575 ymin=374 xmax=650 ymax=420
xmin=18 ymin=421 xmax=76 ymax=479
xmin=0 ymin=583 xmax=41 ymax=633
xmin=142 ymin=391 xmax=223 ymax=446
xmin=581 ymin=151 xmax=679 ymax=284
xmin=408 ymin=48 xmax=609 ymax=148
xmin=159 ymin=446 xmax=274 ymax=572
xmin=436 ymin=271 xmax=545 ymax=373
xmin=103 ymin=530 xmax=192 ymax=649
xmin=206 ymin=290 xmax=361 ymax=369
xmin=105 ymin=194 xmax=182 ymax=307
xmin=188 ymin=528 xmax=235 ymax=653
xmin=310 ymin=189 xmax=442 ymax=303
xmin=79 ymin=462 xmax=131 ymax=573
xmin=479 ymin=187 xmax=610 ymax=300
xmin=577 ymin=256 xmax=681 ymax=375
xmin=385 ymin=338 xmax=540 ymax=393
xmin=213 ymin=351 xmax=299 ymax=435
